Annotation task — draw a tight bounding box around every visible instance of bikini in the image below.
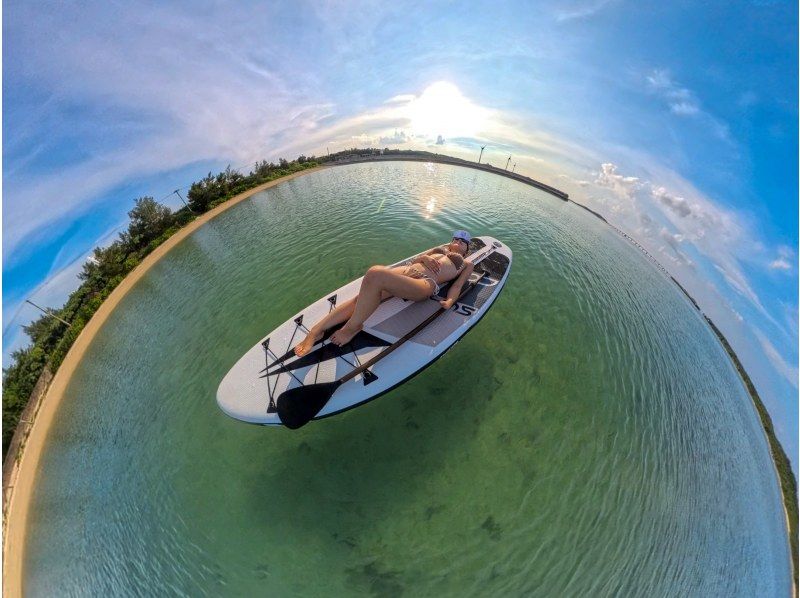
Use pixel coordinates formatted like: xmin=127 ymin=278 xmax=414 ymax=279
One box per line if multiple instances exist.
xmin=404 ymin=247 xmax=466 ymax=296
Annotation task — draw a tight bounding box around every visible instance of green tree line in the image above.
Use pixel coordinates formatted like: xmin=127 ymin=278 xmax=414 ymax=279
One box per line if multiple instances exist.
xmin=2 ymin=147 xmax=423 ymax=457
xmin=2 ymin=154 xmax=330 ymax=457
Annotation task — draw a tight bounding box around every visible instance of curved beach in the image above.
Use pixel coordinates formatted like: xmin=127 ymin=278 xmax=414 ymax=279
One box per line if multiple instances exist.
xmin=2 ymin=165 xmax=327 ymax=597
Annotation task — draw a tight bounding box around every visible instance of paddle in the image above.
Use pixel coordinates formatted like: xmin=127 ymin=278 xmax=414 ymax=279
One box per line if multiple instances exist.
xmin=276 ymin=267 xmax=489 ymax=429
xmin=268 ymin=242 xmax=493 ymax=370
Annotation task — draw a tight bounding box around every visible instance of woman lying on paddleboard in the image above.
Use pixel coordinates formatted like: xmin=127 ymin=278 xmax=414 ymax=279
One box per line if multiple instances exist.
xmin=294 ymin=230 xmax=475 ymax=356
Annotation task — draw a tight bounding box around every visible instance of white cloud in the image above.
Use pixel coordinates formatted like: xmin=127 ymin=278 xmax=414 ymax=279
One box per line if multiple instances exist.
xmin=644 ymin=68 xmax=732 ymax=143
xmin=378 ymin=130 xmax=411 ymax=145
xmin=646 ymin=68 xmax=701 ymax=116
xmin=754 ymin=328 xmax=799 ymax=388
xmin=581 ymin=160 xmax=783 ymax=321
xmin=384 ymin=94 xmax=415 ymax=105
xmin=771 ymin=245 xmax=795 ymax=272
xmin=594 ymin=163 xmax=642 ymax=199
xmin=555 ymin=0 xmax=618 ymax=21
xmin=5 ymin=2 xmax=338 ymax=264
xmin=670 ymin=101 xmax=701 ymax=116
xmin=651 ymin=186 xmax=692 ymax=217
xmin=769 ymin=258 xmax=791 ymax=271
xmin=657 ymin=226 xmax=693 ymax=266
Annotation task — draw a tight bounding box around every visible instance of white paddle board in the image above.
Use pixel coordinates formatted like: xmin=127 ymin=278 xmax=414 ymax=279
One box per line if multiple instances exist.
xmin=217 ymin=236 xmax=512 ymax=425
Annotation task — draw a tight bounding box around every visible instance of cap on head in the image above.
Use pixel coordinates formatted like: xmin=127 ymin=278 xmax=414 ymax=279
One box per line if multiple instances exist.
xmin=452 ymin=230 xmax=471 ymax=245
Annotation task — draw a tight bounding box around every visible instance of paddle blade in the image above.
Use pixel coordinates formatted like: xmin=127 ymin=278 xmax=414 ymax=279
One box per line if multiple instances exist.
xmin=276 ymin=380 xmax=342 ymax=429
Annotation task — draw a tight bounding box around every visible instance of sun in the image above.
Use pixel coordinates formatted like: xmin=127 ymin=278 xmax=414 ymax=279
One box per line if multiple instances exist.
xmin=406 ymin=81 xmax=489 ymax=140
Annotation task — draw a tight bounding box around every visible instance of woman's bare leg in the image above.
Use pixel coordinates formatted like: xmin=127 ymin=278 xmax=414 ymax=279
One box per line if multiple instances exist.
xmin=330 ymin=266 xmax=433 ymax=346
xmin=294 ymin=291 xmax=393 ymax=356
xmin=294 ymin=266 xmax=408 ymax=356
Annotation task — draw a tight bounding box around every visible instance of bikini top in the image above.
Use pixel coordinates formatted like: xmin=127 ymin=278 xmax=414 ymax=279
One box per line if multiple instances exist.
xmin=429 ymin=246 xmax=465 ymax=272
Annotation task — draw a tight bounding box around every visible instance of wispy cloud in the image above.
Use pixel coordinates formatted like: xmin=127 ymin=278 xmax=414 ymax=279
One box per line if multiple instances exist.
xmin=591 ymin=160 xmax=778 ymax=317
xmin=379 ymin=130 xmax=411 ymax=145
xmin=384 ymin=94 xmax=416 ymax=105
xmin=644 ymin=68 xmax=732 ymax=143
xmin=595 ymin=163 xmax=642 ymax=199
xmin=4 ymin=1 xmax=336 ymax=264
xmin=769 ymin=245 xmax=794 ymax=272
xmin=754 ymin=328 xmax=799 ymax=388
xmin=555 ymin=0 xmax=618 ymax=21
xmin=770 ymin=258 xmax=792 ymax=271
xmin=646 ymin=69 xmax=701 ymax=115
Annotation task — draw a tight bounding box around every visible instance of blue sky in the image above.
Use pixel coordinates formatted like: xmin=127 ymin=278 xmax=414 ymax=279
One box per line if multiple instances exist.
xmin=4 ymin=1 xmax=797 ymax=459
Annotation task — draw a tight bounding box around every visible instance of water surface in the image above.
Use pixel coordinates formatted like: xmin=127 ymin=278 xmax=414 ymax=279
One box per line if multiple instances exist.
xmin=24 ymin=162 xmax=791 ymax=596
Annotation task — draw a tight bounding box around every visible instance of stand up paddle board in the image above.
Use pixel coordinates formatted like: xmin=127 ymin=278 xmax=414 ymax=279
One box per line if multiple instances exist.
xmin=217 ymin=236 xmax=512 ymax=426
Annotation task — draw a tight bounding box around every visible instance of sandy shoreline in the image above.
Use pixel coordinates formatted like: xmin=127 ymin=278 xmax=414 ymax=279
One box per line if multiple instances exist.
xmin=1 ymin=165 xmax=327 ymax=597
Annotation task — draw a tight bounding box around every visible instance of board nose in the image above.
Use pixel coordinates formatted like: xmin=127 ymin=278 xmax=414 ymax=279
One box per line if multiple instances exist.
xmin=216 ymin=370 xmax=281 ymax=425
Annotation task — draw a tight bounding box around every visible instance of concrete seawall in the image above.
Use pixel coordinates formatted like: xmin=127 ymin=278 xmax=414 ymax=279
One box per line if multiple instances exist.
xmin=333 ymin=153 xmax=569 ymax=201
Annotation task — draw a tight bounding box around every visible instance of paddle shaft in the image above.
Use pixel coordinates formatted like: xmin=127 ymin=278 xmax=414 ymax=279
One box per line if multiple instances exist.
xmin=336 ymin=248 xmax=494 ymax=386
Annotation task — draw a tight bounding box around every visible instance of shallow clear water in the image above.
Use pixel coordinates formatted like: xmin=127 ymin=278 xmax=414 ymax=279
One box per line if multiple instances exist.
xmin=24 ymin=162 xmax=790 ymax=596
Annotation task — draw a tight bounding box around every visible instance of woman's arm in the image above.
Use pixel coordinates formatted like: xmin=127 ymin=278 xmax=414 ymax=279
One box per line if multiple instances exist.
xmin=440 ymin=261 xmax=475 ymax=309
xmin=410 ymin=246 xmax=446 ymax=272
xmin=411 ymin=246 xmax=445 ymax=261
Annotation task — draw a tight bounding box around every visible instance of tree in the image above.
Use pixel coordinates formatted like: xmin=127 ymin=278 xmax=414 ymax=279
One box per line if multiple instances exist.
xmin=21 ymin=311 xmax=65 ymax=348
xmin=253 ymin=160 xmax=274 ymax=177
xmin=188 ymin=173 xmax=219 ymax=213
xmin=121 ymin=197 xmax=173 ymax=249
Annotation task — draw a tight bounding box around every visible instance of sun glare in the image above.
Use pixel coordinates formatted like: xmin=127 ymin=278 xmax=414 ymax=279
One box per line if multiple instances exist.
xmin=407 ymin=82 xmax=488 ymax=139
xmin=425 ymin=196 xmax=437 ymax=218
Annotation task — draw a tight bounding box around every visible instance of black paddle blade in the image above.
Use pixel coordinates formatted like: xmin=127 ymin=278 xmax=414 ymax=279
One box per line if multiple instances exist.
xmin=276 ymin=380 xmax=343 ymax=429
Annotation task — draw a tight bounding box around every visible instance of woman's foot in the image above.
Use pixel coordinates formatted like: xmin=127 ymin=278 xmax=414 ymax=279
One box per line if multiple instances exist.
xmin=329 ymin=323 xmax=362 ymax=347
xmin=294 ymin=328 xmax=324 ymax=356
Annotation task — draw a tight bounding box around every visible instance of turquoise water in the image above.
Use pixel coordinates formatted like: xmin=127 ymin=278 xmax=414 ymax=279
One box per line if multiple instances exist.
xmin=24 ymin=162 xmax=790 ymax=596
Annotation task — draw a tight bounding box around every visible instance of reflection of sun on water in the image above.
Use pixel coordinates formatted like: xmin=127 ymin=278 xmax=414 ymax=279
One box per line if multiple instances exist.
xmin=407 ymin=81 xmax=489 ymax=139
xmin=425 ymin=196 xmax=437 ymax=219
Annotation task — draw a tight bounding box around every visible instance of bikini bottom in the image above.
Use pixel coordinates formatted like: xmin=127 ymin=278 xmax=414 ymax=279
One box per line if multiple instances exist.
xmin=403 ymin=267 xmax=441 ymax=296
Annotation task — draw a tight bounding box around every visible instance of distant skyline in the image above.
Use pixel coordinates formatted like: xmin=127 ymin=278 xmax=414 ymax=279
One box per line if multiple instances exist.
xmin=4 ymin=1 xmax=797 ymax=459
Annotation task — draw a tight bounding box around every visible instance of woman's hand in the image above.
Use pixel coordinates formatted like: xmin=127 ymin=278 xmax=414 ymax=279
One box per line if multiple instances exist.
xmin=439 ymin=298 xmax=455 ymax=309
xmin=417 ymin=255 xmax=440 ymax=272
